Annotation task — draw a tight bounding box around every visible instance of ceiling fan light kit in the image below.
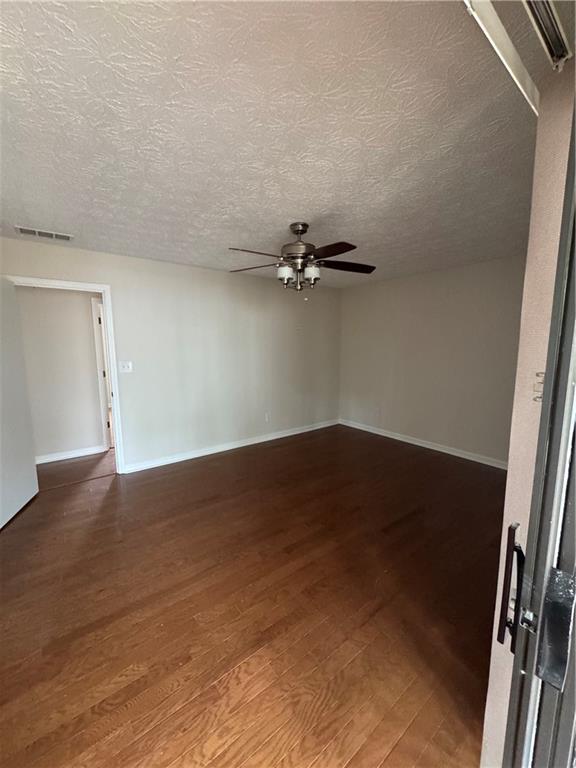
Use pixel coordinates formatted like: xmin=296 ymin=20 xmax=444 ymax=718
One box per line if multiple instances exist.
xmin=229 ymin=222 xmax=375 ymax=291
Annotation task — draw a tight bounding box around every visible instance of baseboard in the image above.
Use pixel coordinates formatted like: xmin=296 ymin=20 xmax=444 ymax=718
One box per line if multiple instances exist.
xmin=35 ymin=445 xmax=109 ymax=465
xmin=338 ymin=419 xmax=507 ymax=470
xmin=122 ymin=420 xmax=339 ymax=474
xmin=75 ymin=418 xmax=506 ymax=473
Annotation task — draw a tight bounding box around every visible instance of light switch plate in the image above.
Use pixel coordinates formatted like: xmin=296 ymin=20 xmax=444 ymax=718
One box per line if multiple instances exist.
xmin=119 ymin=361 xmax=133 ymax=373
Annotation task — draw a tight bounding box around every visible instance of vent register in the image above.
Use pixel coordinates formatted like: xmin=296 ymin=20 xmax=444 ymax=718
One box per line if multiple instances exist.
xmin=14 ymin=226 xmax=73 ymax=242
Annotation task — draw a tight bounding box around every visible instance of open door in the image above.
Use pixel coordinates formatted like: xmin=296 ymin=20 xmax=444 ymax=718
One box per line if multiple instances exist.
xmin=0 ymin=278 xmax=38 ymax=527
xmin=91 ymin=298 xmax=114 ymax=449
xmin=499 ymin=143 xmax=575 ymax=766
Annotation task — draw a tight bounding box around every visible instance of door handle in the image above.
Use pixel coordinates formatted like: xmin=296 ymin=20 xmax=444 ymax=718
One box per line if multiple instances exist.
xmin=498 ymin=523 xmax=525 ymax=654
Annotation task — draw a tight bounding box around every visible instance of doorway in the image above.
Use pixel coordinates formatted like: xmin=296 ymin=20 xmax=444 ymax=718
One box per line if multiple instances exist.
xmin=9 ymin=276 xmax=125 ymax=490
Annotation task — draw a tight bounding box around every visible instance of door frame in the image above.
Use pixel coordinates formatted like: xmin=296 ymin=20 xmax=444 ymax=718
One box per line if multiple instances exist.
xmin=502 ymin=129 xmax=575 ymax=766
xmin=6 ymin=276 xmax=126 ymax=474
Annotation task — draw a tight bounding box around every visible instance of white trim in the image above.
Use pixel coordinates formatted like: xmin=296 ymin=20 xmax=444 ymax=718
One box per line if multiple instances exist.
xmin=463 ymin=0 xmax=539 ymax=115
xmin=123 ymin=420 xmax=339 ymax=474
xmin=339 ymin=419 xmax=508 ymax=470
xmin=5 ymin=275 xmax=111 ymax=293
xmin=7 ymin=275 xmax=126 ymax=473
xmin=36 ymin=445 xmax=109 ymax=465
xmin=99 ymin=285 xmax=124 ymax=472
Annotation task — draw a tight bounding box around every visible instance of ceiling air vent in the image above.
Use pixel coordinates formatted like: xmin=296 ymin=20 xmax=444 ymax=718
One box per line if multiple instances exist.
xmin=14 ymin=226 xmax=73 ymax=242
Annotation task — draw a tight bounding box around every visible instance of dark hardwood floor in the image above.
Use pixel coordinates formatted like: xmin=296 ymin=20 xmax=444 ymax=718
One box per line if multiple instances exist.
xmin=36 ymin=449 xmax=116 ymax=491
xmin=0 ymin=426 xmax=504 ymax=767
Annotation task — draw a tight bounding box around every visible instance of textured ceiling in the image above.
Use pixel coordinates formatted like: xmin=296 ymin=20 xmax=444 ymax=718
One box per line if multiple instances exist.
xmin=0 ymin=1 xmax=546 ymax=286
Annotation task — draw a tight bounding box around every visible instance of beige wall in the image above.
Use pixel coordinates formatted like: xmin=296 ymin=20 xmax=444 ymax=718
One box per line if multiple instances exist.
xmin=1 ymin=238 xmax=340 ymax=470
xmin=481 ymin=63 xmax=575 ymax=768
xmin=339 ymin=255 xmax=525 ymax=465
xmin=1 ymin=279 xmax=38 ymax=526
xmin=2 ymin=237 xmax=523 ymax=475
xmin=17 ymin=287 xmax=104 ymax=460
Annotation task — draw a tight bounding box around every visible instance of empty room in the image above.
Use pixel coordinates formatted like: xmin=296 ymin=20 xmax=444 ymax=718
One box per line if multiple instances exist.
xmin=1 ymin=2 xmax=574 ymax=768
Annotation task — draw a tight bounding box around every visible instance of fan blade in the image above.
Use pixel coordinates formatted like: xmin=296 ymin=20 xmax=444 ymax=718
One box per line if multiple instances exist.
xmin=318 ymin=260 xmax=375 ymax=274
xmin=230 ymin=263 xmax=279 ymax=273
xmin=229 ymin=248 xmax=279 ymax=259
xmin=313 ymin=241 xmax=357 ymax=259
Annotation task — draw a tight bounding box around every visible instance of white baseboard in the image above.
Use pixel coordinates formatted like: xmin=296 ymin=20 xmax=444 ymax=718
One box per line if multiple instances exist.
xmin=35 ymin=445 xmax=109 ymax=465
xmin=338 ymin=419 xmax=507 ymax=470
xmin=58 ymin=419 xmax=505 ymax=474
xmin=122 ymin=420 xmax=339 ymax=474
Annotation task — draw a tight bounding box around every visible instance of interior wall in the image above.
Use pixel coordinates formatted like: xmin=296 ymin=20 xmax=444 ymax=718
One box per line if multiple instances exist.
xmin=2 ymin=236 xmax=523 ymax=475
xmin=339 ymin=255 xmax=525 ymax=465
xmin=1 ymin=238 xmax=341 ymax=471
xmin=17 ymin=287 xmax=104 ymax=461
xmin=0 ymin=279 xmax=38 ymax=526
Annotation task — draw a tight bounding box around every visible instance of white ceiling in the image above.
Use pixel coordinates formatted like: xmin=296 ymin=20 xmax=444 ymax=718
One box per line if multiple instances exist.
xmin=0 ymin=1 xmax=552 ymax=286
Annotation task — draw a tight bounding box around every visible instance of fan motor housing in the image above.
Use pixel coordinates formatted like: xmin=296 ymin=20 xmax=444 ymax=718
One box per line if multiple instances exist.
xmin=281 ymin=241 xmax=315 ymax=259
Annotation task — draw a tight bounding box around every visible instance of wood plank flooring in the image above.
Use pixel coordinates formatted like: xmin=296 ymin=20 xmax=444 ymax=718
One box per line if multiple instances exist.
xmin=37 ymin=449 xmax=116 ymax=492
xmin=0 ymin=426 xmax=505 ymax=767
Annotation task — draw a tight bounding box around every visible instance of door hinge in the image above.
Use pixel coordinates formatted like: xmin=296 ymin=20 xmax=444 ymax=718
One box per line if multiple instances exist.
xmin=107 ymin=420 xmax=110 ymax=428
xmin=102 ymin=370 xmax=106 ymax=378
xmin=98 ymin=317 xmax=102 ymax=325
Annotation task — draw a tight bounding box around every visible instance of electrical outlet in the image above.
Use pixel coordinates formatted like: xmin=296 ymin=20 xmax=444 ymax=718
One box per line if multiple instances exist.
xmin=119 ymin=361 xmax=133 ymax=373
xmin=264 ymin=411 xmax=271 ymax=423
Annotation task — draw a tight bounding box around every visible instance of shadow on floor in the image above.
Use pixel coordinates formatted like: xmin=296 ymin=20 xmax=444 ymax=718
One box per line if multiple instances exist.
xmin=36 ymin=449 xmax=116 ymax=491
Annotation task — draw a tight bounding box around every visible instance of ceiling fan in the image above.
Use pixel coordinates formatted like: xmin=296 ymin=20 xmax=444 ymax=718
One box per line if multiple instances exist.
xmin=229 ymin=222 xmax=375 ymax=291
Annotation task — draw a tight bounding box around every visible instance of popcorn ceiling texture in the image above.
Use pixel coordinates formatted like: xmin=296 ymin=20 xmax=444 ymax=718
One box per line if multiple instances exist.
xmin=1 ymin=1 xmax=539 ymax=285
